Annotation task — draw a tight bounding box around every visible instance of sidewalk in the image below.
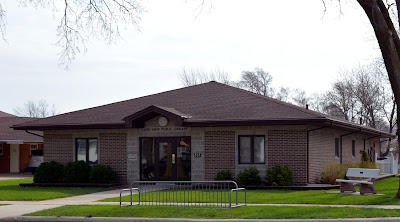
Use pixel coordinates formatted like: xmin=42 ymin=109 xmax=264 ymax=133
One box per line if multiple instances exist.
xmin=0 ymin=188 xmax=122 ymax=219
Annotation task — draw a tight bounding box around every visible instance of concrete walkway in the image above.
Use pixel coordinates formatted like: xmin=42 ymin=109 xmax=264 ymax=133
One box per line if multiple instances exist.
xmin=0 ymin=173 xmax=32 ymax=181
xmin=0 ymin=188 xmax=122 ymax=219
xmin=2 ymin=188 xmax=400 ymax=221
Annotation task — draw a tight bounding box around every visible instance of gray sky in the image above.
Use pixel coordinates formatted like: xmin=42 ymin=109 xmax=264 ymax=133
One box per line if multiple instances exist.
xmin=0 ymin=0 xmax=380 ymax=115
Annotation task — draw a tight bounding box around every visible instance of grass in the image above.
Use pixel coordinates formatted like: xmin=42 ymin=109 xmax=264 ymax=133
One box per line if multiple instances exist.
xmin=105 ymin=177 xmax=400 ymax=205
xmin=27 ymin=205 xmax=400 ymax=219
xmin=0 ymin=178 xmax=107 ymax=201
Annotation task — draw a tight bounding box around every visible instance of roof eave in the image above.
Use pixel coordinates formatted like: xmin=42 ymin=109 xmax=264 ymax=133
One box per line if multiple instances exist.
xmin=12 ymin=123 xmax=125 ymax=131
xmin=184 ymin=118 xmax=327 ymax=127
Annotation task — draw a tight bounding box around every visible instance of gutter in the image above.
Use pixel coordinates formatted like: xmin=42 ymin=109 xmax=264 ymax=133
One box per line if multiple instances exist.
xmin=339 ymin=129 xmax=362 ymax=164
xmin=363 ymin=134 xmax=381 ymax=151
xmin=25 ymin=130 xmax=44 ymax=138
xmin=306 ymin=122 xmax=333 ymax=183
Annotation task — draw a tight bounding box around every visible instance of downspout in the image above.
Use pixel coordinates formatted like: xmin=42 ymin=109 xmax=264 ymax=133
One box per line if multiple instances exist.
xmin=306 ymin=122 xmax=333 ymax=183
xmin=25 ymin=130 xmax=44 ymax=138
xmin=339 ymin=129 xmax=362 ymax=164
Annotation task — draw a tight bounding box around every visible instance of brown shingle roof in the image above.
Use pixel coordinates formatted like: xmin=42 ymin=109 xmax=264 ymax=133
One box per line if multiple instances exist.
xmin=0 ymin=111 xmax=16 ymax=117
xmin=0 ymin=117 xmax=43 ymax=142
xmin=12 ymin=82 xmax=393 ymax=137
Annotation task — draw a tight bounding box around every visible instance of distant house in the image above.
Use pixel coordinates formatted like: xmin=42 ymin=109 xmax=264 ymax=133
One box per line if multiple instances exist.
xmin=12 ymin=82 xmax=393 ymax=184
xmin=0 ymin=111 xmax=43 ymax=173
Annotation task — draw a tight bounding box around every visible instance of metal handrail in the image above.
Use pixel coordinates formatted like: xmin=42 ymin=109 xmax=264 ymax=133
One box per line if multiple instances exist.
xmin=120 ymin=180 xmax=246 ymax=208
xmin=120 ymin=187 xmax=140 ymax=207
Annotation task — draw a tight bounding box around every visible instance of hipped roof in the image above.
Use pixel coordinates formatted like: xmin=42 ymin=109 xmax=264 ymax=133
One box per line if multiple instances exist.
xmin=0 ymin=116 xmax=43 ymax=143
xmin=12 ymin=82 xmax=394 ymax=138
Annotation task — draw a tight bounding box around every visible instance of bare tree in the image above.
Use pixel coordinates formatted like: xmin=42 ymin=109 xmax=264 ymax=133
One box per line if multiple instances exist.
xmin=239 ymin=67 xmax=273 ymax=96
xmin=179 ymin=67 xmax=233 ymax=86
xmin=291 ymin=89 xmax=310 ymax=108
xmin=323 ymin=75 xmax=357 ymax=121
xmin=0 ymin=1 xmax=143 ymax=67
xmin=14 ymin=100 xmax=57 ymax=118
xmin=274 ymin=86 xmax=291 ymax=102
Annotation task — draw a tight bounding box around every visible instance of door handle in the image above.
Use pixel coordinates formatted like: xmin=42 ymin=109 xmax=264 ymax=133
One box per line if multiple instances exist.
xmin=172 ymin=154 xmax=176 ymax=164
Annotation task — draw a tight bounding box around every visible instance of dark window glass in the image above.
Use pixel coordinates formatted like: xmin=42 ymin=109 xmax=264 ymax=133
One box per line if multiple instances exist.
xmin=75 ymin=138 xmax=97 ymax=164
xmin=352 ymin=140 xmax=355 ymax=157
xmin=239 ymin=137 xmax=251 ymax=163
xmin=0 ymin=143 xmax=3 ymax=156
xmin=239 ymin=136 xmax=265 ymax=164
xmin=335 ymin=138 xmax=339 ymax=158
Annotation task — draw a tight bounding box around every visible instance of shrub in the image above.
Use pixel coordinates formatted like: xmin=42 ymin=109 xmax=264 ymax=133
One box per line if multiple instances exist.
xmin=360 ymin=150 xmax=369 ymax=162
xmin=320 ymin=162 xmax=346 ymax=185
xmin=34 ymin=161 xmax=64 ymax=183
xmin=320 ymin=161 xmax=378 ymax=184
xmin=358 ymin=161 xmax=377 ymax=169
xmin=63 ymin=161 xmax=91 ymax=183
xmin=214 ymin=170 xmax=234 ymax=181
xmin=237 ymin=167 xmax=261 ymax=186
xmin=89 ymin=164 xmax=117 ymax=183
xmin=265 ymin=164 xmax=293 ymax=186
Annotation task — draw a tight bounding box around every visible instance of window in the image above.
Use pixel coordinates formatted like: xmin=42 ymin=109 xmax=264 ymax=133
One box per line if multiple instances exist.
xmin=76 ymin=138 xmax=98 ymax=164
xmin=352 ymin=140 xmax=355 ymax=158
xmin=238 ymin=135 xmax=265 ymax=164
xmin=30 ymin=144 xmax=38 ymax=150
xmin=0 ymin=143 xmax=3 ymax=156
xmin=335 ymin=138 xmax=339 ymax=158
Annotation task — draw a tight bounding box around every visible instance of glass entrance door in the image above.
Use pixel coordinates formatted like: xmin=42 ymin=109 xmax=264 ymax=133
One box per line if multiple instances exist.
xmin=140 ymin=137 xmax=191 ymax=181
xmin=156 ymin=138 xmax=176 ymax=180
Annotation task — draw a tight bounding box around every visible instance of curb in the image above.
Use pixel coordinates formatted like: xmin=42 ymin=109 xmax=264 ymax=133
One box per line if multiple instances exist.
xmin=8 ymin=217 xmax=400 ymax=222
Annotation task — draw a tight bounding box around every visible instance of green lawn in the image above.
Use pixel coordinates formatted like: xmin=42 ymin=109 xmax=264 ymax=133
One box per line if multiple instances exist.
xmin=0 ymin=178 xmax=107 ymax=201
xmin=27 ymin=205 xmax=400 ymax=219
xmin=106 ymin=177 xmax=400 ymax=205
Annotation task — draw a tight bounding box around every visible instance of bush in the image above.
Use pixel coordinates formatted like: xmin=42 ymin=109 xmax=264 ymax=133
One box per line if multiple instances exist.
xmin=214 ymin=170 xmax=234 ymax=181
xmin=237 ymin=167 xmax=261 ymax=186
xmin=265 ymin=164 xmax=293 ymax=186
xmin=358 ymin=161 xmax=377 ymax=169
xmin=360 ymin=150 xmax=369 ymax=162
xmin=34 ymin=161 xmax=64 ymax=183
xmin=63 ymin=161 xmax=91 ymax=183
xmin=89 ymin=164 xmax=117 ymax=183
xmin=320 ymin=161 xmax=378 ymax=184
xmin=320 ymin=162 xmax=346 ymax=185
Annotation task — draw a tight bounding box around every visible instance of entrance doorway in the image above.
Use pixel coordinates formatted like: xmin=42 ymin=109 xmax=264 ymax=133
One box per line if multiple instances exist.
xmin=10 ymin=144 xmax=20 ymax=173
xmin=140 ymin=137 xmax=191 ymax=181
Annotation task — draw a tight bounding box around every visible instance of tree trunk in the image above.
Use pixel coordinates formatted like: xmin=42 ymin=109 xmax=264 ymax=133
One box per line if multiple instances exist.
xmin=356 ymin=0 xmax=400 ymax=198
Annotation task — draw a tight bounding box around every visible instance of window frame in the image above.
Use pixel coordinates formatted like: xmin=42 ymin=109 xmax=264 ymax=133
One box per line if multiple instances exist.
xmin=335 ymin=138 xmax=339 ymax=158
xmin=75 ymin=138 xmax=98 ymax=164
xmin=0 ymin=143 xmax=3 ymax=156
xmin=238 ymin=135 xmax=265 ymax=164
xmin=352 ymin=140 xmax=356 ymax=158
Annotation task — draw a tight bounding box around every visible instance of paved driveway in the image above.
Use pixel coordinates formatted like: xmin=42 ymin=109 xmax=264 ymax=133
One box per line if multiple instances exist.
xmin=0 ymin=173 xmax=32 ymax=180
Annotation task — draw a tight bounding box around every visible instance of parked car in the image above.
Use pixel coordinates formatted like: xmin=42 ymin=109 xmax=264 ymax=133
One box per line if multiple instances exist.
xmin=27 ymin=149 xmax=43 ymax=173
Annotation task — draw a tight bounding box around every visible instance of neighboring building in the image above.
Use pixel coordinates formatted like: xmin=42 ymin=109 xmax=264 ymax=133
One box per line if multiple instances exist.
xmin=12 ymin=82 xmax=393 ymax=184
xmin=0 ymin=111 xmax=43 ymax=173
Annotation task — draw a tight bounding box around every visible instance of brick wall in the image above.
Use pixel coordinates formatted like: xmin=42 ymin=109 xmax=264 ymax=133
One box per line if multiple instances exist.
xmin=268 ymin=130 xmax=307 ymax=185
xmin=0 ymin=143 xmax=10 ymax=173
xmin=43 ymin=134 xmax=73 ymax=164
xmin=204 ymin=131 xmax=235 ymax=180
xmin=100 ymin=133 xmax=127 ymax=183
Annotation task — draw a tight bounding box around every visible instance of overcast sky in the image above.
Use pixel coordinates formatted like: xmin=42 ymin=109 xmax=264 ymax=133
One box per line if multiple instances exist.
xmin=0 ymin=0 xmax=381 ymax=115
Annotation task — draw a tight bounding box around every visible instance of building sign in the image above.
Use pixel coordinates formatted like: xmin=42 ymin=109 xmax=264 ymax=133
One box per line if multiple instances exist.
xmin=194 ymin=152 xmax=202 ymax=158
xmin=141 ymin=127 xmax=189 ymax=132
